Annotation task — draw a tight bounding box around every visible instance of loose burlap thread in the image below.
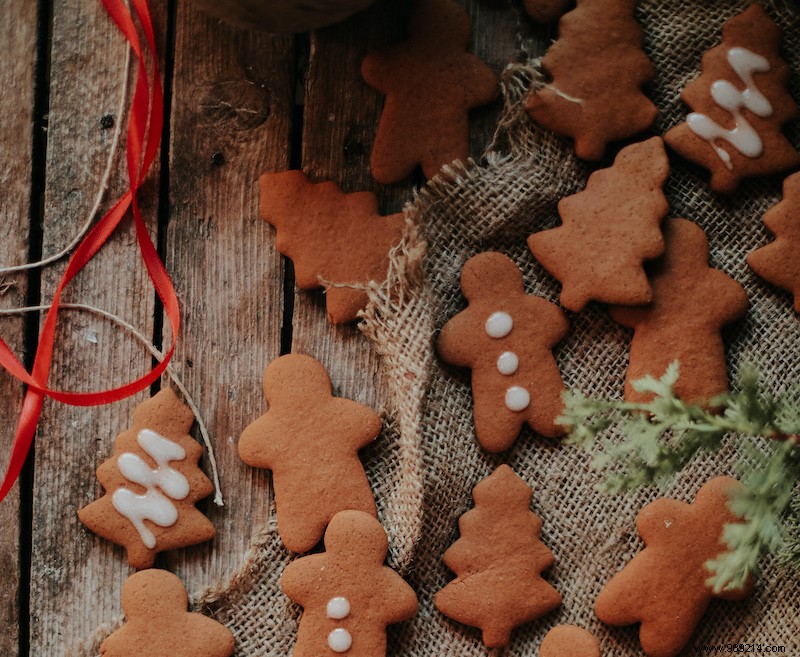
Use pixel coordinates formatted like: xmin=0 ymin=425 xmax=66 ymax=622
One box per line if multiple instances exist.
xmin=69 ymin=0 xmax=799 ymax=655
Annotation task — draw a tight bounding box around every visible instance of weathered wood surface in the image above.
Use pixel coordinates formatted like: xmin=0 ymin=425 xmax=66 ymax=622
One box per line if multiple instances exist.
xmin=0 ymin=2 xmax=37 ymax=655
xmin=162 ymin=2 xmax=294 ymax=583
xmin=29 ymin=1 xmax=166 ymax=654
xmin=5 ymin=0 xmax=544 ymax=655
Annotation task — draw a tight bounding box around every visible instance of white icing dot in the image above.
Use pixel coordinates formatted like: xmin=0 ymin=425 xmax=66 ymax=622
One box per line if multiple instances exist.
xmin=485 ymin=311 xmax=513 ymax=338
xmin=496 ymin=351 xmax=519 ymax=375
xmin=326 ymin=597 xmax=350 ymax=620
xmin=328 ymin=628 xmax=352 ymax=653
xmin=505 ymin=386 xmax=530 ymax=412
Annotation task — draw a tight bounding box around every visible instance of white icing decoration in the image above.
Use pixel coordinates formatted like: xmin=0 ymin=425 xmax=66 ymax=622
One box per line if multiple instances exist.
xmin=496 ymin=351 xmax=519 ymax=376
xmin=326 ymin=597 xmax=351 ymax=620
xmin=485 ymin=311 xmax=513 ymax=338
xmin=328 ymin=628 xmax=353 ymax=653
xmin=505 ymin=386 xmax=530 ymax=412
xmin=686 ymin=46 xmax=773 ymax=170
xmin=111 ymin=428 xmax=190 ymax=549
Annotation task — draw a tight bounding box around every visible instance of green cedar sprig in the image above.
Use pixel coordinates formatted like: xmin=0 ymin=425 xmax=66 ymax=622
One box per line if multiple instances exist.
xmin=560 ymin=363 xmax=800 ymax=592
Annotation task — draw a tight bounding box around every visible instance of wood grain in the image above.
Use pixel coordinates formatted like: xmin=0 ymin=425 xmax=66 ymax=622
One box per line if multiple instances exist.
xmin=161 ymin=3 xmax=295 ymax=586
xmin=0 ymin=2 xmax=37 ymax=655
xmin=294 ymin=0 xmax=411 ymax=410
xmin=29 ymin=2 xmax=167 ymax=655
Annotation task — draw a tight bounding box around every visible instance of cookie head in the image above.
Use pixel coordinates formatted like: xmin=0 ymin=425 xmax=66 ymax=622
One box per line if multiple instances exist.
xmin=262 ymin=353 xmax=333 ymax=408
xmin=460 ymin=252 xmax=525 ymax=302
xmin=121 ymin=570 xmax=188 ymax=619
xmin=324 ymin=509 xmax=389 ymax=565
xmin=540 ymin=625 xmax=601 ymax=657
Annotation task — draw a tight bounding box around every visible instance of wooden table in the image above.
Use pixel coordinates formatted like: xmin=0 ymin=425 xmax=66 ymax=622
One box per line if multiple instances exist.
xmin=0 ymin=1 xmax=545 ymax=655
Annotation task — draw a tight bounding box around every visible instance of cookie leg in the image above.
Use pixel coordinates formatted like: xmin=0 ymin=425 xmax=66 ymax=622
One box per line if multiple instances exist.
xmin=526 ymin=363 xmax=566 ymax=439
xmin=639 ymin=612 xmax=700 ymax=657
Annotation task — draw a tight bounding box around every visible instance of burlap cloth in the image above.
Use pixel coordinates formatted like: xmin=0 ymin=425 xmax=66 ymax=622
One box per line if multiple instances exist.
xmin=69 ymin=0 xmax=800 ymax=655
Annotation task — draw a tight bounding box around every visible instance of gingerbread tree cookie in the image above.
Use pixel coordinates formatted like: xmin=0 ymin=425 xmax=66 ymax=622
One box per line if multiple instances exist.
xmin=540 ymin=625 xmax=601 ymax=657
xmin=664 ymin=4 xmax=800 ymax=194
xmin=238 ymin=354 xmax=379 ymax=553
xmin=361 ymin=0 xmax=498 ymax=183
xmin=437 ymin=252 xmax=569 ymax=452
xmin=259 ymin=170 xmax=404 ymax=324
xmin=100 ymin=569 xmax=234 ymax=657
xmin=525 ymin=0 xmax=657 ymax=160
xmin=747 ymin=171 xmax=800 ymax=312
xmin=78 ymin=390 xmax=215 ymax=569
xmin=528 ymin=137 xmax=669 ymax=311
xmin=281 ymin=510 xmax=418 ymax=657
xmin=435 ymin=466 xmax=561 ymax=647
xmin=595 ymin=477 xmax=753 ymax=657
xmin=610 ymin=218 xmax=748 ymax=406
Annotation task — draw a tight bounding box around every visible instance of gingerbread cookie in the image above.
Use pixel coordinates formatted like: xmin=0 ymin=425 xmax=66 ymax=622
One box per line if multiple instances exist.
xmin=361 ymin=0 xmax=498 ymax=183
xmin=238 ymin=354 xmax=379 ymax=553
xmin=528 ymin=137 xmax=669 ymax=311
xmin=610 ymin=218 xmax=748 ymax=406
xmin=525 ymin=0 xmax=657 ymax=160
xmin=523 ymin=0 xmax=572 ymax=24
xmin=747 ymin=171 xmax=800 ymax=312
xmin=540 ymin=625 xmax=601 ymax=657
xmin=595 ymin=476 xmax=753 ymax=657
xmin=664 ymin=4 xmax=800 ymax=194
xmin=281 ymin=510 xmax=418 ymax=657
xmin=259 ymin=170 xmax=404 ymax=324
xmin=78 ymin=390 xmax=215 ymax=569
xmin=437 ymin=252 xmax=569 ymax=452
xmin=100 ymin=569 xmax=234 ymax=657
xmin=435 ymin=466 xmax=561 ymax=647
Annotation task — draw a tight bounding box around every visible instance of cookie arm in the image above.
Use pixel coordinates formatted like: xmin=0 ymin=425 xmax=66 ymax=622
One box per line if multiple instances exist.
xmin=378 ymin=569 xmax=418 ymax=625
xmin=237 ymin=415 xmax=280 ymax=470
xmin=706 ymin=271 xmax=748 ymax=326
xmin=333 ymin=398 xmax=383 ymax=450
xmin=361 ymin=49 xmax=402 ymax=95
xmin=281 ymin=555 xmax=326 ymax=607
xmin=462 ymin=56 xmax=499 ymax=107
xmin=536 ymin=297 xmax=570 ymax=345
xmin=437 ymin=309 xmax=478 ymax=368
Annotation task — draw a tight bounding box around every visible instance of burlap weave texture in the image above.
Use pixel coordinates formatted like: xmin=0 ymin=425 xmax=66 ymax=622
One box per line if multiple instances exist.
xmin=69 ymin=1 xmax=800 ymax=655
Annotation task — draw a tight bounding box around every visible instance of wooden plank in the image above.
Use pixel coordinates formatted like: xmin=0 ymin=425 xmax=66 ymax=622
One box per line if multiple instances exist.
xmin=295 ymin=0 xmax=411 ymax=409
xmin=29 ymin=2 xmax=168 ymax=655
xmin=0 ymin=1 xmax=38 ymax=655
xmin=161 ymin=4 xmax=294 ymax=586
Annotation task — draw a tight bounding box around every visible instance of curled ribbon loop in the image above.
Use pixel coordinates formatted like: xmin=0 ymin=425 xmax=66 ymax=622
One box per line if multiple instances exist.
xmin=0 ymin=0 xmax=179 ymax=502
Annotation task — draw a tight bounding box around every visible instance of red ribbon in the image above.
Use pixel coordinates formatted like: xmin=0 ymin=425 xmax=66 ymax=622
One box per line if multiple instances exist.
xmin=0 ymin=0 xmax=179 ymax=502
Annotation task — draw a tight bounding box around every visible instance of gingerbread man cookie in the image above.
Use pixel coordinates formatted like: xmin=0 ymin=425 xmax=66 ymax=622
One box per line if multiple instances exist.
xmin=595 ymin=477 xmax=753 ymax=657
xmin=747 ymin=171 xmax=800 ymax=312
xmin=78 ymin=390 xmax=216 ymax=569
xmin=361 ymin=0 xmax=498 ymax=183
xmin=435 ymin=466 xmax=561 ymax=647
xmin=528 ymin=137 xmax=669 ymax=312
xmin=610 ymin=218 xmax=748 ymax=406
xmin=437 ymin=252 xmax=569 ymax=452
xmin=259 ymin=170 xmax=404 ymax=324
xmin=664 ymin=4 xmax=800 ymax=194
xmin=100 ymin=569 xmax=233 ymax=657
xmin=526 ymin=0 xmax=657 ymax=160
xmin=281 ymin=510 xmax=418 ymax=657
xmin=238 ymin=354 xmax=379 ymax=553
xmin=540 ymin=625 xmax=601 ymax=657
